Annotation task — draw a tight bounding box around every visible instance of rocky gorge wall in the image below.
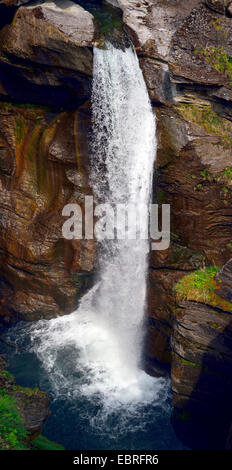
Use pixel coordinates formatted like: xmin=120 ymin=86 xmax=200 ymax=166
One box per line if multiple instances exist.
xmin=117 ymin=0 xmax=232 ymax=448
xmin=0 ymin=1 xmax=96 ymax=327
xmin=0 ymin=0 xmax=232 ymax=449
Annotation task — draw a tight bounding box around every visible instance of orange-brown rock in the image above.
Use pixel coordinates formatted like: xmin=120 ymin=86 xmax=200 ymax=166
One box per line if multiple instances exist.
xmin=0 ymin=0 xmax=28 ymax=5
xmin=0 ymin=102 xmax=95 ymax=326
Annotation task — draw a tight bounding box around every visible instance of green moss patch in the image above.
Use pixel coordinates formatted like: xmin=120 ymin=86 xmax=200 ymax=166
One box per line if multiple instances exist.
xmin=156 ymin=189 xmax=166 ymax=202
xmin=174 ymin=266 xmax=232 ymax=312
xmin=31 ymin=435 xmax=64 ymax=451
xmin=175 ymin=103 xmax=232 ymax=148
xmin=181 ymin=358 xmax=200 ymax=368
xmin=0 ymin=101 xmax=52 ymax=112
xmin=195 ymin=46 xmax=232 ymax=86
xmin=12 ymin=384 xmax=41 ymax=396
xmin=196 ymin=167 xmax=232 ymax=193
xmin=1 ymin=370 xmax=14 ymax=380
xmin=15 ymin=118 xmax=25 ymax=144
xmin=0 ymin=379 xmax=64 ymax=450
xmin=0 ymin=389 xmax=27 ymax=450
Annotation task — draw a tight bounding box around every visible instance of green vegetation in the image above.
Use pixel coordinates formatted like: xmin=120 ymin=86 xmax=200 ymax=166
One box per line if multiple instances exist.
xmin=200 ymin=169 xmax=208 ymax=179
xmin=15 ymin=118 xmax=24 ymax=144
xmin=175 ymin=103 xmax=232 ymax=148
xmin=194 ymin=46 xmax=232 ymax=86
xmin=0 ymin=54 xmax=10 ymax=64
xmin=196 ymin=166 xmax=232 ymax=195
xmin=211 ymin=18 xmax=223 ymax=31
xmin=0 ymin=381 xmax=64 ymax=450
xmin=32 ymin=435 xmax=64 ymax=451
xmin=181 ymin=359 xmax=200 ymax=368
xmin=0 ymin=101 xmax=50 ymax=111
xmin=170 ymin=233 xmax=180 ymax=242
xmin=180 ymin=410 xmax=191 ymax=422
xmin=223 ymin=167 xmax=232 ymax=184
xmin=156 ymin=189 xmax=166 ymax=202
xmin=174 ymin=266 xmax=232 ymax=312
xmin=0 ymin=389 xmax=27 ymax=450
xmin=12 ymin=385 xmax=41 ymax=396
xmin=169 ymin=245 xmax=206 ymax=269
xmin=1 ymin=370 xmax=14 ymax=380
xmin=201 ymin=167 xmax=232 ymax=184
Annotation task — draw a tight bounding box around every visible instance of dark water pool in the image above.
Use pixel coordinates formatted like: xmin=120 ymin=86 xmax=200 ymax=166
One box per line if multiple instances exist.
xmin=0 ymin=323 xmax=188 ymax=450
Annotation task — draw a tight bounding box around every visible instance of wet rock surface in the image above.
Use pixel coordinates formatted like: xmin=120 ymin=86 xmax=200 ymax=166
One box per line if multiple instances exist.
xmin=0 ymin=0 xmax=232 ymax=450
xmin=0 ymin=1 xmax=95 ymax=107
xmin=0 ymin=101 xmax=95 ymax=326
xmin=171 ymin=260 xmax=232 ymax=448
xmin=0 ymin=353 xmax=50 ymax=439
xmin=119 ymin=1 xmax=232 ymax=447
xmin=122 ymin=0 xmax=232 ymax=376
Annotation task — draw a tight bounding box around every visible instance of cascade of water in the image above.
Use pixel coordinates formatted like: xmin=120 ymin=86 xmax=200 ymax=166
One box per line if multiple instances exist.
xmin=17 ymin=40 xmax=166 ymax=418
xmin=89 ymin=41 xmax=156 ymax=376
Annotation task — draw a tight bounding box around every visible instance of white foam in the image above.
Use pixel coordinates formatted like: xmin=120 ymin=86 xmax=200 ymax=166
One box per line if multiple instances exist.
xmin=27 ymin=42 xmax=165 ymax=420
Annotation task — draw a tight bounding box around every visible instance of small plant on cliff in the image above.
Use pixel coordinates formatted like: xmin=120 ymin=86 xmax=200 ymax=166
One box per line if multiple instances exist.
xmin=1 ymin=370 xmax=14 ymax=380
xmin=15 ymin=118 xmax=24 ymax=144
xmin=31 ymin=435 xmax=64 ymax=450
xmin=195 ymin=46 xmax=232 ymax=85
xmin=0 ymin=391 xmax=27 ymax=450
xmin=174 ymin=267 xmax=232 ymax=312
xmin=223 ymin=167 xmax=232 ymax=184
xmin=211 ymin=18 xmax=223 ymax=31
xmin=175 ymin=103 xmax=232 ymax=148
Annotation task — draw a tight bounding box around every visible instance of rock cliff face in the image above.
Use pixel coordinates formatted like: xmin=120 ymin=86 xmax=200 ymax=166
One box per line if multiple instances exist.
xmin=0 ymin=101 xmax=95 ymax=326
xmin=0 ymin=1 xmax=95 ymax=108
xmin=117 ymin=0 xmax=232 ymax=447
xmin=119 ymin=0 xmax=232 ymax=363
xmin=0 ymin=0 xmax=232 ymax=449
xmin=0 ymin=2 xmax=96 ymax=326
xmin=0 ymin=353 xmax=50 ymax=440
xmin=171 ymin=263 xmax=232 ymax=448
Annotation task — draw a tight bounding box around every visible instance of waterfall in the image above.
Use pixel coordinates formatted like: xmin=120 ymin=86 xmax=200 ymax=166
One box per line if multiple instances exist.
xmin=15 ymin=41 xmax=166 ymax=426
xmin=89 ymin=41 xmax=156 ymax=378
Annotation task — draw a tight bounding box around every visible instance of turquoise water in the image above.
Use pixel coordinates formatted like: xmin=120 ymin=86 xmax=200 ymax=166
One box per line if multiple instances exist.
xmin=0 ymin=323 xmax=187 ymax=450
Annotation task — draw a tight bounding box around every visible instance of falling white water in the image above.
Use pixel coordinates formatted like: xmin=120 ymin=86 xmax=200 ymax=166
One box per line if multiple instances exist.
xmin=19 ymin=41 xmax=167 ymax=423
xmin=89 ymin=41 xmax=157 ymax=382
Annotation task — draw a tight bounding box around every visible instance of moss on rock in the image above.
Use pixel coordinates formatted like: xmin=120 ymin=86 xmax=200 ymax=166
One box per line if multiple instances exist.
xmin=0 ymin=389 xmax=27 ymax=450
xmin=195 ymin=46 xmax=232 ymax=86
xmin=174 ymin=266 xmax=232 ymax=311
xmin=174 ymin=103 xmax=232 ymax=148
xmin=0 ymin=354 xmax=63 ymax=450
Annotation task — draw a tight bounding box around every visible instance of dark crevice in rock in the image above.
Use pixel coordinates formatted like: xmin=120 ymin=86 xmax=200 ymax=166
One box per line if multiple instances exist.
xmin=150 ymin=266 xmax=197 ymax=273
xmin=0 ymin=4 xmax=17 ymax=29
